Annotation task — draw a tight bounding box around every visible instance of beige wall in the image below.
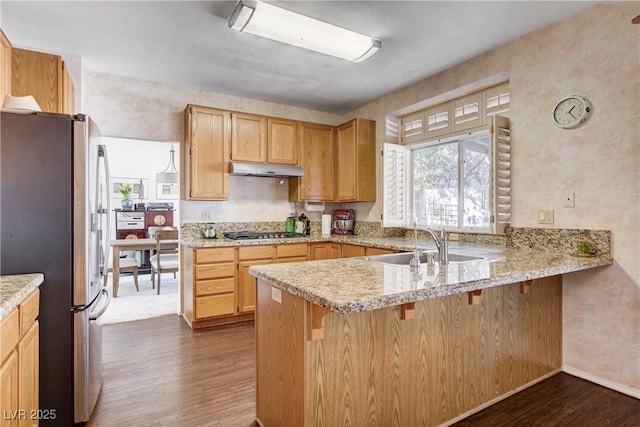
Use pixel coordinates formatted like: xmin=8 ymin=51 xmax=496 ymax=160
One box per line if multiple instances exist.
xmin=83 ymin=3 xmax=638 ymax=392
xmin=347 ymin=2 xmax=639 ymax=392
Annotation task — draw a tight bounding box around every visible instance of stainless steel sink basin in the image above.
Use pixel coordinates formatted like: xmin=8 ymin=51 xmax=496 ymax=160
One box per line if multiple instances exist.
xmin=362 ymin=251 xmax=483 ymax=265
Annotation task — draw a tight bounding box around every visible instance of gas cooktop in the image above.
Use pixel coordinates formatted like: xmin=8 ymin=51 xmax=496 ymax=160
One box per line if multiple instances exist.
xmin=223 ymin=231 xmax=306 ymax=240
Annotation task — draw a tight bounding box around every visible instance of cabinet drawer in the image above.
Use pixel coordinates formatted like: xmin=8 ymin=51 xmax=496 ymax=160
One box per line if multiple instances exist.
xmin=196 ymin=293 xmax=235 ymax=319
xmin=238 ymin=245 xmax=275 ymax=261
xmin=195 ymin=262 xmax=235 ymax=280
xmin=20 ymin=288 xmax=39 ymax=336
xmin=276 ymin=243 xmax=308 ymax=259
xmin=0 ymin=308 xmax=19 ymax=364
xmin=196 ymin=278 xmax=235 ymax=296
xmin=195 ymin=247 xmax=235 ymax=263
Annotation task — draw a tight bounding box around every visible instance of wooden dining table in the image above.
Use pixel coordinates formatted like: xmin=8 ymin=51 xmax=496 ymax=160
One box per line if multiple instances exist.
xmin=110 ymin=238 xmax=178 ymax=297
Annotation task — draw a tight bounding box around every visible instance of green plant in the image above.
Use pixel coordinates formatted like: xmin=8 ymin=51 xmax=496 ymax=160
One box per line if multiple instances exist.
xmin=119 ymin=183 xmax=133 ymax=200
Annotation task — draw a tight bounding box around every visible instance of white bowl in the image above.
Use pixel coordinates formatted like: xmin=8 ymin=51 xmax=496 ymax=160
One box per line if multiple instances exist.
xmin=2 ymin=95 xmax=42 ymax=112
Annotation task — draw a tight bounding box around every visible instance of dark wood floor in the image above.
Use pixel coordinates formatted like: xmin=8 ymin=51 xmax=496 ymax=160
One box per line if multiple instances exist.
xmin=88 ymin=315 xmax=639 ymax=426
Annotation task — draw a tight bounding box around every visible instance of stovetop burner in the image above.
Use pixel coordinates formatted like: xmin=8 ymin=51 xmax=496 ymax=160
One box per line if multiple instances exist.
xmin=223 ymin=231 xmax=306 ymax=240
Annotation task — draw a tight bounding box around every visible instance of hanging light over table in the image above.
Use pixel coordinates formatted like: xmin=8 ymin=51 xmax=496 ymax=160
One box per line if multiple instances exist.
xmin=156 ymin=144 xmax=179 ymax=184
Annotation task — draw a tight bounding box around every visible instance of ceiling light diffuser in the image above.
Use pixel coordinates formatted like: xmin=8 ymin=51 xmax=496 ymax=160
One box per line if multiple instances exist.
xmin=228 ymin=0 xmax=381 ymax=62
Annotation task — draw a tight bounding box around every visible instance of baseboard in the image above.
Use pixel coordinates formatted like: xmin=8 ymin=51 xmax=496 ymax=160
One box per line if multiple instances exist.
xmin=562 ymin=364 xmax=640 ymax=399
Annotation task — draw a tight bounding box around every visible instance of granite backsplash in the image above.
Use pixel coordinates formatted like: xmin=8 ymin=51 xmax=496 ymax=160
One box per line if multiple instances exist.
xmin=180 ymin=221 xmax=611 ymax=255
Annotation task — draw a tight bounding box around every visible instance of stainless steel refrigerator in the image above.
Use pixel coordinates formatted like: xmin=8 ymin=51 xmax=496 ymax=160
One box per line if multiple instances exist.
xmin=1 ymin=111 xmax=111 ymax=425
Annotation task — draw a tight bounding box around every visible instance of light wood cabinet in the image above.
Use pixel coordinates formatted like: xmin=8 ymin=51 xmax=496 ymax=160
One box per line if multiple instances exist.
xmin=267 ymin=118 xmax=298 ymax=165
xmin=182 ymin=246 xmax=236 ymax=328
xmin=238 ymin=246 xmax=275 ymax=314
xmin=183 ymin=105 xmax=230 ymax=200
xmin=364 ymin=246 xmax=395 ymax=256
xmin=0 ymin=288 xmax=39 ymax=427
xmin=310 ymin=242 xmax=342 ymax=260
xmin=335 ymin=118 xmax=376 ymax=202
xmin=231 ymin=113 xmax=267 ymax=163
xmin=11 ymin=47 xmax=74 ymax=114
xmin=0 ymin=30 xmax=12 ymax=106
xmin=290 ymin=122 xmax=335 ymax=201
xmin=182 ymin=243 xmax=310 ymax=329
xmin=341 ymin=243 xmax=366 ymax=258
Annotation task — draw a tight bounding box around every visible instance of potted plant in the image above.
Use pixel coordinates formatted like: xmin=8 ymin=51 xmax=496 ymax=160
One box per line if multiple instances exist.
xmin=119 ymin=183 xmax=134 ymax=210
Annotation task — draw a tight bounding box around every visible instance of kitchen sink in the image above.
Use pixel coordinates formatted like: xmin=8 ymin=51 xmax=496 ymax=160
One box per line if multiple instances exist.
xmin=362 ymin=251 xmax=484 ymax=265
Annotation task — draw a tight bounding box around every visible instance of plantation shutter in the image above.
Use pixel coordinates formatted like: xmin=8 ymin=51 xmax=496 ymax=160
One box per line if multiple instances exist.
xmin=491 ymin=115 xmax=511 ymax=234
xmin=382 ymin=143 xmax=407 ymax=227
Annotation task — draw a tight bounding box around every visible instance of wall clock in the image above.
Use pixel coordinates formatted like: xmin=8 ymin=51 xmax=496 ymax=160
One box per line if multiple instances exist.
xmin=153 ymin=214 xmax=167 ymax=226
xmin=552 ymin=95 xmax=592 ymax=129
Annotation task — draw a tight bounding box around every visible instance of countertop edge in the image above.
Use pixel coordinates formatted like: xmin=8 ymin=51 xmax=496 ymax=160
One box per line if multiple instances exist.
xmin=250 ymin=256 xmax=613 ymax=314
xmin=0 ymin=273 xmax=44 ymax=320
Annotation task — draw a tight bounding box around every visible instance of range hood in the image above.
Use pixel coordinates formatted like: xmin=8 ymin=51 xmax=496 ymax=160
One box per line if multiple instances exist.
xmin=229 ymin=161 xmax=304 ymax=177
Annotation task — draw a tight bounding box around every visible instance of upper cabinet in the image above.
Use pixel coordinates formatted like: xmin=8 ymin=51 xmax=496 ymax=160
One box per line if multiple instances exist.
xmin=335 ymin=118 xmax=376 ymax=202
xmin=290 ymin=122 xmax=334 ymax=201
xmin=183 ymin=105 xmax=231 ymax=200
xmin=0 ymin=30 xmax=12 ymax=104
xmin=230 ymin=113 xmax=299 ymax=166
xmin=231 ymin=112 xmax=267 ymax=163
xmin=11 ymin=47 xmax=75 ymax=114
xmin=267 ymin=118 xmax=298 ymax=165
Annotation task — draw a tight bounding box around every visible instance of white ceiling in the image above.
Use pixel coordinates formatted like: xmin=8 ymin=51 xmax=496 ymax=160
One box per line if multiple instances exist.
xmin=1 ymin=1 xmax=597 ymax=113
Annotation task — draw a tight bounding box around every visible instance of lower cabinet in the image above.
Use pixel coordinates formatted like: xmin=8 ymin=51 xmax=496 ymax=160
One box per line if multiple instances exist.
xmin=181 ymin=243 xmax=309 ymax=329
xmin=310 ymin=242 xmax=341 ymax=260
xmin=0 ymin=288 xmax=39 ymax=427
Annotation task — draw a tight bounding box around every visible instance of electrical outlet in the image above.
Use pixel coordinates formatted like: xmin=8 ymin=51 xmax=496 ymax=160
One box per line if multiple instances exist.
xmin=563 ymin=191 xmax=575 ymax=208
xmin=538 ymin=209 xmax=554 ymax=224
xmin=201 ymin=210 xmax=212 ymax=221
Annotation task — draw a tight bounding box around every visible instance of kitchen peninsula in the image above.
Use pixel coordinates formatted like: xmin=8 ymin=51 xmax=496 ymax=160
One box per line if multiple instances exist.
xmin=248 ymin=244 xmax=612 ymax=426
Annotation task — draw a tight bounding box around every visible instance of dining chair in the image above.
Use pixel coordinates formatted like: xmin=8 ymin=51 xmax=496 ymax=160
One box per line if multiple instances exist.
xmin=103 ymin=251 xmax=140 ymax=291
xmin=150 ymin=227 xmax=179 ymax=295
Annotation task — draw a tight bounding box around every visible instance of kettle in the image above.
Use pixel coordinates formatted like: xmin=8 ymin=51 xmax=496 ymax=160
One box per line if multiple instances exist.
xmin=285 ymin=213 xmax=296 ymax=233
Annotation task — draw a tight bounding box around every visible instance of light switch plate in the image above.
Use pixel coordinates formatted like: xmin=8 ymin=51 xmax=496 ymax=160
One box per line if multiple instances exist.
xmin=538 ymin=209 xmax=554 ymax=224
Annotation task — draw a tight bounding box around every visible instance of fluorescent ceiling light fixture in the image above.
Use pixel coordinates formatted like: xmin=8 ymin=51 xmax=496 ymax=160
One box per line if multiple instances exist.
xmin=228 ymin=0 xmax=381 ymax=62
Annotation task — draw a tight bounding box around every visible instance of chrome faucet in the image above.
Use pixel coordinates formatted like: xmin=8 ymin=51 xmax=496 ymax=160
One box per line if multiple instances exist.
xmin=409 ymin=218 xmax=421 ymax=270
xmin=424 ymin=227 xmax=449 ymax=265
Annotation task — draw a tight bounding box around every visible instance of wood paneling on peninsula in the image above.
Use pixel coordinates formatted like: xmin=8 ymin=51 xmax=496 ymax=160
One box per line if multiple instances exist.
xmin=256 ymin=276 xmax=562 ymax=426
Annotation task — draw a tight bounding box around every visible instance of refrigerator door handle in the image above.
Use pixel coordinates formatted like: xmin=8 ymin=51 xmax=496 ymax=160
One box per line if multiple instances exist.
xmin=89 ymin=289 xmax=111 ymax=321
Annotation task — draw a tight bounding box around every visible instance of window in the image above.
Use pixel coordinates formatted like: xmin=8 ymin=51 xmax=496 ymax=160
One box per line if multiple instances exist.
xmin=383 ymin=115 xmax=510 ymax=234
xmin=413 ymin=132 xmax=490 ymax=230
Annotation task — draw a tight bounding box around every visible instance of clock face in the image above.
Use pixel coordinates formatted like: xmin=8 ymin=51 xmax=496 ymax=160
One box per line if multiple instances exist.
xmin=553 ymin=96 xmax=591 ymax=129
xmin=153 ymin=215 xmax=166 ymax=226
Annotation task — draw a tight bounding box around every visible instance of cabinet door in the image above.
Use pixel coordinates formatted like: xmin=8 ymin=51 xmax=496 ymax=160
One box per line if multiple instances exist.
xmin=0 ymin=30 xmax=11 ymax=106
xmin=61 ymin=61 xmax=75 ymax=114
xmin=238 ymin=259 xmax=273 ymax=313
xmin=184 ymin=106 xmax=230 ymax=200
xmin=291 ymin=123 xmax=334 ymax=201
xmin=336 ymin=119 xmax=376 ymax=202
xmin=11 ymin=48 xmax=63 ymax=113
xmin=365 ymin=247 xmax=395 ymax=256
xmin=310 ymin=242 xmax=341 ymax=260
xmin=267 ymin=118 xmax=298 ymax=165
xmin=0 ymin=351 xmax=19 ymax=427
xmin=341 ymin=244 xmax=366 ymax=258
xmin=18 ymin=322 xmax=38 ymax=427
xmin=231 ymin=113 xmax=266 ymax=163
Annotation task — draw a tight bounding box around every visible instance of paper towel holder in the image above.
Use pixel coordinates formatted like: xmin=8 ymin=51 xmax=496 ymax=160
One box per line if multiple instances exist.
xmin=304 ymin=201 xmax=325 ymax=212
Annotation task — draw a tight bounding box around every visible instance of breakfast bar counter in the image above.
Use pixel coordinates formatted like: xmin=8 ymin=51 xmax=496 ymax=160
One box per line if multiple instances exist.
xmin=249 ymin=247 xmax=612 ymax=426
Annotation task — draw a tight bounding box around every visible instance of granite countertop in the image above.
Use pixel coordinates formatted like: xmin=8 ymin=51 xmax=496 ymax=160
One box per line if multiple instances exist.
xmin=248 ymin=244 xmax=612 ymax=314
xmin=0 ymin=273 xmax=43 ymax=320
